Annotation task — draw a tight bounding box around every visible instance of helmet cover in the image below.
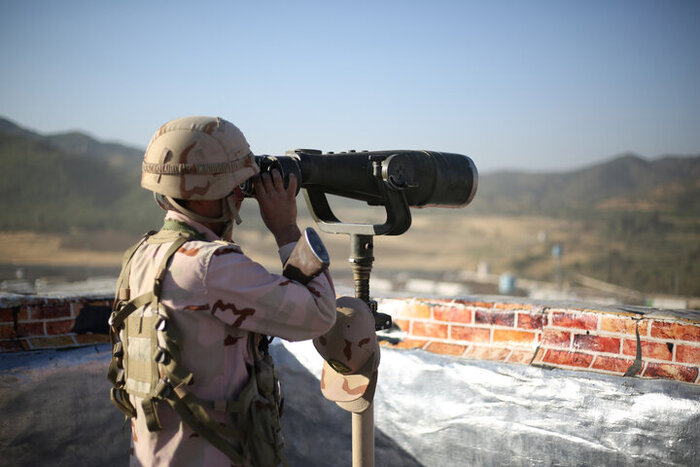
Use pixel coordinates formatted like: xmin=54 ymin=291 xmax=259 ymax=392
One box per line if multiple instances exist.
xmin=141 ymin=116 xmax=259 ymax=200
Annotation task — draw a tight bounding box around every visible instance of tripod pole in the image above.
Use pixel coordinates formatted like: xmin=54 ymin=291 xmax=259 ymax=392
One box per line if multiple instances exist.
xmin=349 ymin=233 xmax=375 ymax=467
xmin=350 ymin=234 xmax=374 ymax=306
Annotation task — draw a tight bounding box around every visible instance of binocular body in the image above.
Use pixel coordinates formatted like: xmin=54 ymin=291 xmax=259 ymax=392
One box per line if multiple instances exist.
xmin=241 ymin=149 xmax=477 ymax=236
xmin=241 ymin=149 xmax=478 ymax=236
xmin=243 ymin=149 xmax=477 ymax=206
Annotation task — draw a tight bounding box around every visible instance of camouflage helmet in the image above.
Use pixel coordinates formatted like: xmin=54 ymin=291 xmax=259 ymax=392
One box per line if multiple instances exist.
xmin=142 ymin=116 xmax=259 ymax=200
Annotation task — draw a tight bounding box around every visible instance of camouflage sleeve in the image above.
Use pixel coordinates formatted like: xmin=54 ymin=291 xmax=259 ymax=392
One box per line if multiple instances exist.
xmin=204 ymin=243 xmax=336 ymax=341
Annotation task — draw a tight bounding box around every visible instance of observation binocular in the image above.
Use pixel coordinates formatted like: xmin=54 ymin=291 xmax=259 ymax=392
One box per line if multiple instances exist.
xmin=241 ymin=149 xmax=478 ymax=236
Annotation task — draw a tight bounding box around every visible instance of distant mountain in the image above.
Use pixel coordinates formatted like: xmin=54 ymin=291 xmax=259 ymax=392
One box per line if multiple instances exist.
xmin=0 ymin=118 xmax=41 ymax=139
xmin=473 ymin=153 xmax=700 ymax=217
xmin=0 ymin=117 xmax=159 ymax=232
xmin=43 ymin=132 xmax=143 ymax=172
xmin=0 ymin=117 xmax=143 ymax=173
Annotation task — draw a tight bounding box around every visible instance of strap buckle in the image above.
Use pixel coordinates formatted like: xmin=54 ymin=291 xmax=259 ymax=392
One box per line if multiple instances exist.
xmin=155 ymin=317 xmax=168 ymax=332
xmin=154 ymin=378 xmax=173 ymax=399
xmin=154 ymin=347 xmax=170 ymax=365
xmin=112 ymin=341 xmax=124 ymax=358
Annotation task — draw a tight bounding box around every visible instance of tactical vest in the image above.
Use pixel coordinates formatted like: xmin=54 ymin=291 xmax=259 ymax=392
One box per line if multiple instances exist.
xmin=107 ymin=220 xmax=286 ymax=466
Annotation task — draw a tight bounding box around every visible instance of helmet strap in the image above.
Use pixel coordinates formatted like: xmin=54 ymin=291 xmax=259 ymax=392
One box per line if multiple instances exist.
xmin=226 ymin=194 xmax=243 ymax=226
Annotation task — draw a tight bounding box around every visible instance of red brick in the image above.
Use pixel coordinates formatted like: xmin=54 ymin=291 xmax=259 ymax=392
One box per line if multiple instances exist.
xmin=465 ymin=346 xmax=510 ymax=362
xmin=675 ymin=345 xmax=700 ymax=365
xmin=17 ymin=307 xmax=30 ymax=321
xmin=517 ymin=313 xmax=545 ymax=330
xmin=31 ymin=302 xmax=72 ymax=320
xmin=393 ymin=319 xmax=411 ymax=333
xmin=425 ymin=342 xmax=467 ymax=356
xmin=450 ymin=325 xmax=490 ymax=343
xmin=398 ymin=303 xmax=432 ymax=319
xmin=493 ymin=329 xmax=537 ymax=346
xmin=600 ymin=316 xmax=648 ymax=335
xmin=541 ymin=330 xmax=571 ymax=349
xmin=494 ymin=302 xmax=536 ymax=311
xmin=29 ymin=335 xmax=76 ymax=349
xmin=0 ymin=340 xmax=26 ymax=352
xmin=74 ymin=334 xmax=110 ymax=345
xmin=0 ymin=323 xmax=16 ymax=340
xmin=551 ymin=311 xmax=598 ymax=331
xmin=651 ymin=321 xmax=700 ymax=342
xmin=17 ymin=322 xmax=44 ymax=337
xmin=475 ymin=310 xmax=515 ymax=327
xmin=381 ymin=338 xmax=427 ymax=350
xmin=412 ymin=322 xmax=448 ymax=339
xmin=2 ymin=306 xmax=31 ymax=322
xmin=0 ymin=308 xmax=16 ymax=323
xmin=46 ymin=319 xmax=75 ymax=335
xmin=592 ymin=356 xmax=635 ymax=373
xmin=622 ymin=339 xmax=673 ymax=361
xmin=573 ymin=335 xmax=620 ymax=354
xmin=644 ymin=362 xmax=699 ymax=383
xmin=433 ymin=306 xmax=471 ymax=324
xmin=507 ymin=350 xmax=536 ymax=364
xmin=542 ymin=350 xmax=593 ymax=368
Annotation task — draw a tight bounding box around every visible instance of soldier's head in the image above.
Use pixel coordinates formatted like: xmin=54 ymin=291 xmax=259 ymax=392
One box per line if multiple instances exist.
xmin=141 ymin=116 xmax=259 ymax=230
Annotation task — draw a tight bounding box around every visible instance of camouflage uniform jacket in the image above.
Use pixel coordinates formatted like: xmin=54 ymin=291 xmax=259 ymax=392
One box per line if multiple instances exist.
xmin=127 ymin=211 xmax=336 ymax=466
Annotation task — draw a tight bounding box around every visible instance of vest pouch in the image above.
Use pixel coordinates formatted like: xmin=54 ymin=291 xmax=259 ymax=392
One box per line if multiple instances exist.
xmin=235 ymin=351 xmax=285 ymax=466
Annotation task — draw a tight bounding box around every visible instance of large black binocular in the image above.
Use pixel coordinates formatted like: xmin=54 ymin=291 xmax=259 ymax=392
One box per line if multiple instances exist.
xmin=241 ymin=149 xmax=478 ymax=236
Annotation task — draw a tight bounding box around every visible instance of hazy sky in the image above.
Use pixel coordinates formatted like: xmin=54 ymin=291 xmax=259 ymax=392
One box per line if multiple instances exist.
xmin=1 ymin=0 xmax=699 ymax=173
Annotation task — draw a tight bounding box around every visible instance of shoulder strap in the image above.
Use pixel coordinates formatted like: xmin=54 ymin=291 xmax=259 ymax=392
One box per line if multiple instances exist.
xmin=114 ymin=231 xmax=154 ymax=307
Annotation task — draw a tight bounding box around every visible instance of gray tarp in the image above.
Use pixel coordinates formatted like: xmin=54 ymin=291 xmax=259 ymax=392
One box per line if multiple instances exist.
xmin=1 ymin=341 xmax=698 ymax=466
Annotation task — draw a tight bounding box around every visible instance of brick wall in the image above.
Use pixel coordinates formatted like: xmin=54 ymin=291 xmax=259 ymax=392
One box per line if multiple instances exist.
xmin=0 ymin=296 xmax=111 ymax=352
xmin=1 ymin=294 xmax=699 ymax=385
xmin=379 ymin=298 xmax=700 ymax=385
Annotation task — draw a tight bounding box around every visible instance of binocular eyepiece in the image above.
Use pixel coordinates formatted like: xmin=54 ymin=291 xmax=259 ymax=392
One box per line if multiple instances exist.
xmin=240 ymin=149 xmax=478 ymax=209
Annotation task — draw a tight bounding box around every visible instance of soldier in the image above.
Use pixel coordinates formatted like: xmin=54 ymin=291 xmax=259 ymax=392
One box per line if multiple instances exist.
xmin=107 ymin=116 xmax=337 ymax=466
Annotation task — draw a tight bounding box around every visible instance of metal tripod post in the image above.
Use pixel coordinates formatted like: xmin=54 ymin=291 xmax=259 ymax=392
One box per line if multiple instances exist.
xmin=349 ymin=233 xmax=376 ymax=467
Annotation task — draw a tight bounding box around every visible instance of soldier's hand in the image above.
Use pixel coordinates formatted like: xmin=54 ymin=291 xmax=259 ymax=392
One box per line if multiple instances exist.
xmin=254 ymin=169 xmax=301 ymax=247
